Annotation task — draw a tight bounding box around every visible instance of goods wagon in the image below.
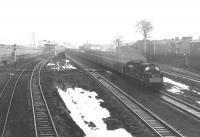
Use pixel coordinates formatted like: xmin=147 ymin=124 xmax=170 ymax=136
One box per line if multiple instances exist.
xmin=79 ymin=50 xmax=163 ymax=88
xmin=77 ymin=51 xmax=163 ymax=87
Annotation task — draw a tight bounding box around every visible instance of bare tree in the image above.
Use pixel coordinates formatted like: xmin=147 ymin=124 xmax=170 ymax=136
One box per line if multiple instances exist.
xmin=136 ymin=20 xmax=153 ymax=54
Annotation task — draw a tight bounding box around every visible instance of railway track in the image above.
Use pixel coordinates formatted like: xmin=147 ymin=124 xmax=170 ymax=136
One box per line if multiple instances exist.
xmin=160 ymin=89 xmax=200 ymax=120
xmin=66 ymin=54 xmax=185 ymax=137
xmin=0 ymin=77 xmax=11 ymax=99
xmin=30 ymin=58 xmax=59 ymax=137
xmin=0 ymin=56 xmax=43 ymax=100
xmin=0 ymin=75 xmax=10 ymax=92
xmin=155 ymin=64 xmax=200 ymax=119
xmin=162 ymin=70 xmax=200 ymax=83
xmin=159 ymin=64 xmax=200 ymax=83
xmin=160 ymin=64 xmax=200 ymax=78
xmin=0 ymin=57 xmax=43 ymax=137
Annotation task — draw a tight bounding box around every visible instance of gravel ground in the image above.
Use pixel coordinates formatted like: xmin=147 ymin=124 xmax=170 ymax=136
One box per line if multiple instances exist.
xmin=40 ymin=54 xmax=156 ymax=137
xmin=67 ymin=51 xmax=200 ymax=137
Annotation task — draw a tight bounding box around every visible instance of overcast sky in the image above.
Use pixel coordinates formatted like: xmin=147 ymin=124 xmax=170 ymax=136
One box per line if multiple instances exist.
xmin=0 ymin=0 xmax=200 ymax=46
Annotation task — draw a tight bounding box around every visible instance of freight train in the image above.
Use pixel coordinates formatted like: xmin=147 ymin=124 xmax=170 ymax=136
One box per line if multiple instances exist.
xmin=78 ymin=49 xmax=163 ymax=88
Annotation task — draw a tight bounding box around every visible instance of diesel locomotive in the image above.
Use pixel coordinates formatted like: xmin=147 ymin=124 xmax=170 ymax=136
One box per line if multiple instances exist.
xmin=78 ymin=49 xmax=163 ymax=87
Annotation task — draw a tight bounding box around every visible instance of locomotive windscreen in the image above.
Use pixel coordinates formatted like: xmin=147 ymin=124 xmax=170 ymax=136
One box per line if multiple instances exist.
xmin=144 ymin=65 xmax=160 ymax=72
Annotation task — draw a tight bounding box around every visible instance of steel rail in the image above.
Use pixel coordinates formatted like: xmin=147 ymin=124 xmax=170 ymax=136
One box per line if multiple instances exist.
xmin=30 ymin=61 xmax=41 ymax=137
xmin=0 ymin=77 xmax=11 ymax=98
xmin=66 ymin=54 xmax=185 ymax=137
xmin=30 ymin=58 xmax=59 ymax=137
xmin=0 ymin=76 xmax=10 ymax=90
xmin=38 ymin=58 xmax=59 ymax=137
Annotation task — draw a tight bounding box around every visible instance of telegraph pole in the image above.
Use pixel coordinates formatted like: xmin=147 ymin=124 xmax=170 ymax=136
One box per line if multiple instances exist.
xmin=144 ymin=38 xmax=147 ymax=55
xmin=153 ymin=40 xmax=156 ymax=56
xmin=54 ymin=44 xmax=56 ymax=56
xmin=185 ymin=53 xmax=189 ymax=66
xmin=13 ymin=44 xmax=17 ymax=69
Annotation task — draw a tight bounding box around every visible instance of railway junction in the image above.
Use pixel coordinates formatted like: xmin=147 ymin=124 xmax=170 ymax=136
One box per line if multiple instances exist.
xmin=0 ymin=49 xmax=200 ymax=137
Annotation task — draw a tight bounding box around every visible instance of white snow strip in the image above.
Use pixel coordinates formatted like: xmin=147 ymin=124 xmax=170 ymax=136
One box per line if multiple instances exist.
xmin=192 ymin=90 xmax=200 ymax=96
xmin=47 ymin=60 xmax=55 ymax=66
xmin=163 ymin=77 xmax=200 ymax=95
xmin=167 ymin=87 xmax=184 ymax=94
xmin=163 ymin=77 xmax=189 ymax=90
xmin=57 ymin=87 xmax=132 ymax=137
xmin=163 ymin=77 xmax=200 ymax=96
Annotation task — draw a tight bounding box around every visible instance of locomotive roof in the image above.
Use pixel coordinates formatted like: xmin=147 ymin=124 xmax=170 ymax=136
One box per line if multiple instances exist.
xmin=139 ymin=62 xmax=157 ymax=67
xmin=127 ymin=61 xmax=157 ymax=68
xmin=84 ymin=49 xmax=147 ymax=64
xmin=104 ymin=55 xmax=147 ymax=64
xmin=127 ymin=60 xmax=146 ymax=64
xmin=97 ymin=53 xmax=146 ymax=64
xmin=140 ymin=62 xmax=152 ymax=66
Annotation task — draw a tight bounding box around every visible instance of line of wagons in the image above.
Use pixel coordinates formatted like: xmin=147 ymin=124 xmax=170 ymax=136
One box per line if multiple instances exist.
xmin=77 ymin=50 xmax=163 ymax=88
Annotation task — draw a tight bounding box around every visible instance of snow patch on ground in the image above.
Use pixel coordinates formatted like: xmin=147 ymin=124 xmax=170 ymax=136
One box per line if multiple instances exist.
xmin=167 ymin=87 xmax=184 ymax=94
xmin=163 ymin=77 xmax=189 ymax=90
xmin=57 ymin=87 xmax=132 ymax=137
xmin=163 ymin=77 xmax=200 ymax=95
xmin=163 ymin=77 xmax=188 ymax=94
xmin=197 ymin=101 xmax=200 ymax=105
xmin=47 ymin=59 xmax=76 ymax=71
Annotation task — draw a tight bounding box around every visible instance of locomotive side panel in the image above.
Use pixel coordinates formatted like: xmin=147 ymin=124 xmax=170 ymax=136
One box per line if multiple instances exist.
xmin=125 ymin=63 xmax=142 ymax=81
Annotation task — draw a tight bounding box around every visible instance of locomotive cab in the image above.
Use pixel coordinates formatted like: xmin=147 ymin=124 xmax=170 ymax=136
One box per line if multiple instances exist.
xmin=142 ymin=63 xmax=163 ymax=84
xmin=126 ymin=61 xmax=163 ymax=87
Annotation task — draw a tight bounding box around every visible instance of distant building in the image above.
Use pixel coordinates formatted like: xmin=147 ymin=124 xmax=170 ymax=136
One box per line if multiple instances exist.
xmin=190 ymin=39 xmax=200 ymax=55
xmin=132 ymin=36 xmax=194 ymax=55
xmin=175 ymin=37 xmax=179 ymax=41
xmin=182 ymin=36 xmax=193 ymax=41
xmin=79 ymin=43 xmax=103 ymax=51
